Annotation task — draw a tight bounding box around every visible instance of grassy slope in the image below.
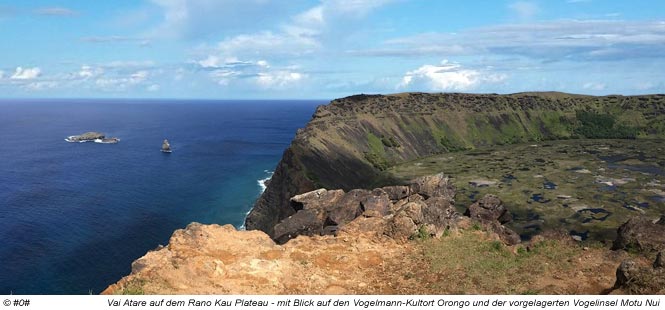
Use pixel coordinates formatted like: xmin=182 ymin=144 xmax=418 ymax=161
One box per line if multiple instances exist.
xmin=300 ymin=92 xmax=665 ymax=189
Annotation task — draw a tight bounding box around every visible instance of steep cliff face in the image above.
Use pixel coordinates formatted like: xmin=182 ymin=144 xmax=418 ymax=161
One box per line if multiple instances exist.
xmin=246 ymin=92 xmax=665 ymax=237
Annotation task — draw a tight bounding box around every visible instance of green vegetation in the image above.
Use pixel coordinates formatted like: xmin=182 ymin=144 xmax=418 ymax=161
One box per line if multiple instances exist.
xmin=573 ymin=111 xmax=639 ymax=139
xmin=365 ymin=132 xmax=389 ymax=170
xmin=424 ymin=231 xmax=580 ymax=294
xmin=411 ymin=225 xmax=431 ymax=240
xmin=364 ymin=152 xmax=389 ymax=171
xmin=440 ymin=136 xmax=467 ymax=152
xmin=381 ymin=135 xmax=401 ymax=148
xmin=388 ymin=139 xmax=665 ymax=242
xmin=118 ymin=279 xmax=145 ymax=295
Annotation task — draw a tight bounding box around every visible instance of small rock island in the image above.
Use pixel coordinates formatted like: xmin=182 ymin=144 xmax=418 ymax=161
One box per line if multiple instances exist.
xmin=65 ymin=132 xmax=120 ymax=144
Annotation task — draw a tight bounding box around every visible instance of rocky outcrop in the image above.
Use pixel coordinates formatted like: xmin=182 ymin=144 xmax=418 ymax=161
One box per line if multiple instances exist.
xmin=272 ymin=173 xmax=463 ymax=244
xmin=246 ymin=92 xmax=665 ymax=238
xmin=612 ymin=216 xmax=665 ymax=253
xmin=464 ymin=194 xmax=521 ymax=245
xmin=103 ymin=223 xmax=415 ymax=295
xmin=65 ymin=131 xmax=120 ymax=143
xmin=613 ymin=251 xmax=665 ymax=294
xmin=66 ymin=131 xmax=105 ymax=142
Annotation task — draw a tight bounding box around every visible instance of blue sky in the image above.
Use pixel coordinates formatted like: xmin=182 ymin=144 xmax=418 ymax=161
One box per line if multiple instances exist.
xmin=0 ymin=0 xmax=664 ymax=99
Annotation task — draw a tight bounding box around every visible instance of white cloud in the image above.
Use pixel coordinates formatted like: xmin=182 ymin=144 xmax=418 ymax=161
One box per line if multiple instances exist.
xmin=11 ymin=67 xmax=41 ymax=80
xmin=210 ymin=69 xmax=240 ymax=86
xmin=582 ymin=82 xmax=606 ymax=91
xmin=367 ymin=20 xmax=665 ymax=61
xmin=398 ymin=60 xmax=506 ymax=91
xmin=94 ymin=70 xmax=151 ymax=91
xmin=208 ymin=0 xmax=395 ymax=60
xmin=0 ymin=70 xmax=4 ymax=79
xmin=130 ymin=71 xmax=149 ymax=83
xmin=197 ymin=55 xmax=222 ymax=68
xmin=256 ymin=70 xmax=305 ymax=88
xmin=216 ymin=31 xmax=319 ymax=58
xmin=509 ymin=1 xmax=539 ymax=19
xmin=294 ymin=6 xmax=324 ymax=25
xmin=147 ymin=84 xmax=161 ymax=92
xmin=78 ymin=65 xmax=103 ymax=79
xmin=256 ymin=60 xmax=270 ymax=68
xmin=24 ymin=81 xmax=58 ymax=91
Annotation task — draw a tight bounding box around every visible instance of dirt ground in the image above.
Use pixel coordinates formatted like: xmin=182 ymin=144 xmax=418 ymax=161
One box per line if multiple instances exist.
xmin=103 ymin=220 xmax=634 ymax=295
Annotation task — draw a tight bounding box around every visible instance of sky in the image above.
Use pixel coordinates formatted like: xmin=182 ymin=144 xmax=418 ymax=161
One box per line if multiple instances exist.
xmin=0 ymin=0 xmax=664 ymax=99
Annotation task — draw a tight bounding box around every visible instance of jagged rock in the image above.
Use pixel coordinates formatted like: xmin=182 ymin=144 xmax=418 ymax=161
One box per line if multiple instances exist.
xmin=464 ymin=194 xmax=512 ymax=224
xmin=613 ymin=258 xmax=665 ymax=294
xmin=488 ymin=222 xmax=521 ymax=246
xmin=612 ymin=216 xmax=665 ymax=253
xmin=290 ymin=189 xmax=345 ymax=211
xmin=422 ymin=197 xmax=460 ymax=236
xmin=381 ymin=186 xmax=410 ymax=200
xmin=385 ymin=214 xmax=417 ymax=241
xmin=614 ymin=260 xmax=639 ymax=289
xmin=402 ymin=202 xmax=425 ymax=225
xmin=409 ymin=173 xmax=455 ymax=199
xmin=274 ymin=209 xmax=324 ymax=244
xmin=464 ymin=194 xmax=520 ymax=245
xmin=407 ymin=194 xmax=424 ymax=202
xmin=340 ymin=217 xmax=387 ymax=236
xmin=361 ymin=189 xmax=391 ymax=217
xmin=327 ymin=189 xmax=368 ymax=225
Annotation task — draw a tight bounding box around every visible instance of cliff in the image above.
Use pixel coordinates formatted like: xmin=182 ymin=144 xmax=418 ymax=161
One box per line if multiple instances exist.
xmin=246 ymin=92 xmax=665 ymax=237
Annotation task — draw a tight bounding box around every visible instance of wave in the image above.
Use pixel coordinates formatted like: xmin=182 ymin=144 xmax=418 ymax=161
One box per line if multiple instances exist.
xmin=240 ymin=170 xmax=274 ymax=231
xmin=257 ymin=170 xmax=274 ymax=193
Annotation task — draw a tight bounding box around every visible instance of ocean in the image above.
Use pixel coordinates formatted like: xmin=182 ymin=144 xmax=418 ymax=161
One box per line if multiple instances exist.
xmin=0 ymin=99 xmax=323 ymax=294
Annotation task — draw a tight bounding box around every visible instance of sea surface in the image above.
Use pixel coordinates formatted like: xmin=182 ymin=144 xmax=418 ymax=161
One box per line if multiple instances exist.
xmin=0 ymin=99 xmax=323 ymax=294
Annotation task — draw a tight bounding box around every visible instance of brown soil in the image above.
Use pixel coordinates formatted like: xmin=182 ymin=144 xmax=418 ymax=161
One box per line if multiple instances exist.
xmin=103 ymin=222 xmax=630 ymax=295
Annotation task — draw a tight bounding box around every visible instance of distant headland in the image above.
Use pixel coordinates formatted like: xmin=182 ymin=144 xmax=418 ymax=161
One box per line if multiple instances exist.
xmin=65 ymin=132 xmax=120 ymax=144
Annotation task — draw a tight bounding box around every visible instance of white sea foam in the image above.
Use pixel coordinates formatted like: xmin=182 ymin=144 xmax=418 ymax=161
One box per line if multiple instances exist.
xmin=257 ymin=171 xmax=274 ymax=193
xmin=240 ymin=170 xmax=274 ymax=231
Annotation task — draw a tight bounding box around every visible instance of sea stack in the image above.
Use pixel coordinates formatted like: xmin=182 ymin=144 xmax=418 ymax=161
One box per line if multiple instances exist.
xmin=161 ymin=139 xmax=172 ymax=153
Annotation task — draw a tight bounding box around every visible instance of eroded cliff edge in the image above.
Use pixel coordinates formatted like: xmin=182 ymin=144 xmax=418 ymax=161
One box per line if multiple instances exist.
xmin=246 ymin=92 xmax=665 ymax=237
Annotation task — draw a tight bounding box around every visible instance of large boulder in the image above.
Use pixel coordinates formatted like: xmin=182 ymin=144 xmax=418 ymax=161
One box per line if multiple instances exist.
xmin=422 ymin=197 xmax=460 ymax=237
xmin=464 ymin=194 xmax=512 ymax=224
xmin=488 ymin=222 xmax=521 ymax=246
xmin=464 ymin=194 xmax=520 ymax=245
xmin=327 ymin=189 xmax=368 ymax=225
xmin=290 ymin=189 xmax=345 ymax=211
xmin=385 ymin=214 xmax=417 ymax=241
xmin=273 ymin=209 xmax=324 ymax=244
xmin=361 ymin=188 xmax=392 ymax=217
xmin=612 ymin=216 xmax=665 ymax=253
xmin=409 ymin=173 xmax=455 ymax=200
xmin=381 ymin=186 xmax=411 ymax=201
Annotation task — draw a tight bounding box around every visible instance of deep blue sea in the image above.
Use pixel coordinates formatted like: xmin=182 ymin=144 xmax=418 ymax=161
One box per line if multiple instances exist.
xmin=0 ymin=99 xmax=322 ymax=294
